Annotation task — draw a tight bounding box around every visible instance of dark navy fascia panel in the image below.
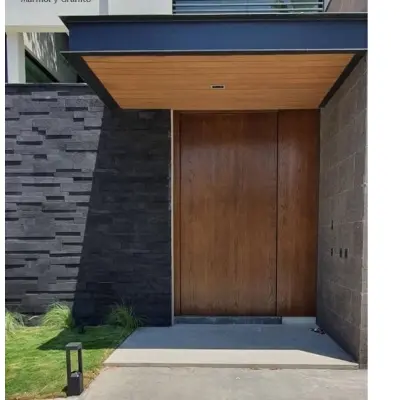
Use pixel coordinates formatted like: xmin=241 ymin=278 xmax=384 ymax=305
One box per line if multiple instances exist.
xmin=65 ymin=16 xmax=368 ymax=53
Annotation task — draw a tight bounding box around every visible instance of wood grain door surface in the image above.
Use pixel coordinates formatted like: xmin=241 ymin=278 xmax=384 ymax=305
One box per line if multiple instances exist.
xmin=277 ymin=111 xmax=319 ymax=316
xmin=179 ymin=112 xmax=277 ymax=315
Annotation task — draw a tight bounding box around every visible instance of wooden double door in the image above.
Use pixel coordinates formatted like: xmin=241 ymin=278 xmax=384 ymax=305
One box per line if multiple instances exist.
xmin=174 ymin=111 xmax=319 ymax=317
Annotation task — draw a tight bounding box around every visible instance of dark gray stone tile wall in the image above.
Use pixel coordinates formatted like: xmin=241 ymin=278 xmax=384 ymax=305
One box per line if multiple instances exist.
xmin=5 ymin=84 xmax=171 ymax=326
xmin=317 ymin=57 xmax=367 ymax=366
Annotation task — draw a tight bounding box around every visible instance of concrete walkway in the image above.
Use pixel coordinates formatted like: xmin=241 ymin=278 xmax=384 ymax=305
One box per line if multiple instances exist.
xmin=105 ymin=324 xmax=357 ymax=369
xmin=80 ymin=367 xmax=367 ymax=400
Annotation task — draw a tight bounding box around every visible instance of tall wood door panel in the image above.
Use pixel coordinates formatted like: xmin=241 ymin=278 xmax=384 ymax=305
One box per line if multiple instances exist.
xmin=178 ymin=112 xmax=278 ymax=316
xmin=277 ymin=110 xmax=319 ymax=316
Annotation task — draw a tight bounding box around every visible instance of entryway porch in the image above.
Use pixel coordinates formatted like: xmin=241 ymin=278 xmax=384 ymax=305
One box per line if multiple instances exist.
xmin=104 ymin=324 xmax=357 ymax=369
xmin=60 ymin=13 xmax=368 ymax=366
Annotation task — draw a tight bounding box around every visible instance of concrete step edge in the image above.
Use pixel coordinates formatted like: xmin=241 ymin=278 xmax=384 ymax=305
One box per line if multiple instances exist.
xmin=103 ymin=361 xmax=359 ymax=370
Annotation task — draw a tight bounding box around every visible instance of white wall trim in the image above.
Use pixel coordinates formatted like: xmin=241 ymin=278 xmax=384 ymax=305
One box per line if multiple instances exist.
xmin=6 ymin=33 xmax=26 ymax=83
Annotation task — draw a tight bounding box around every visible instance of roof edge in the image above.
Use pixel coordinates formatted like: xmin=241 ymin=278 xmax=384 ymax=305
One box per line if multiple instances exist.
xmin=60 ymin=12 xmax=368 ymax=26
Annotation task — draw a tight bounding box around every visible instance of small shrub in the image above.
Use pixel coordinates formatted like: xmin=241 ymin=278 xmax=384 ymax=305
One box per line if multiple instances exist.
xmin=106 ymin=304 xmax=142 ymax=331
xmin=5 ymin=310 xmax=24 ymax=337
xmin=41 ymin=302 xmax=75 ymax=329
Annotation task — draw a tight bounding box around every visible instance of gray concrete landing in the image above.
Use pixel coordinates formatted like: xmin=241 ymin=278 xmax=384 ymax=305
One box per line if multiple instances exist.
xmin=104 ymin=324 xmax=357 ymax=369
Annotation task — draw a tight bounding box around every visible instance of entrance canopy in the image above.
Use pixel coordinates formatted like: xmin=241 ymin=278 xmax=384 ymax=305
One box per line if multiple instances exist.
xmin=61 ymin=13 xmax=367 ymax=110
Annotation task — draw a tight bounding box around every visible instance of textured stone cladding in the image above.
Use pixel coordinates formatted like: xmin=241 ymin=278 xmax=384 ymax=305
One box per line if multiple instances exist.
xmin=318 ymin=57 xmax=367 ymax=366
xmin=5 ymin=84 xmax=171 ymax=326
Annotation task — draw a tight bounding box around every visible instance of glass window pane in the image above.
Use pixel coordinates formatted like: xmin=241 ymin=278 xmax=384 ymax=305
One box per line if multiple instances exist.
xmin=25 ymin=53 xmax=56 ymax=83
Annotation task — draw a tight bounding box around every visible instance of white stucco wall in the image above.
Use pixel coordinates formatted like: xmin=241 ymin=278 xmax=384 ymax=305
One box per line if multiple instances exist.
xmin=23 ymin=32 xmax=77 ymax=82
xmin=6 ymin=0 xmax=173 ymax=32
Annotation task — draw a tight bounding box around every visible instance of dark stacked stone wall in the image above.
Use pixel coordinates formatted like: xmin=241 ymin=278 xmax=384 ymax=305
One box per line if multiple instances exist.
xmin=5 ymin=84 xmax=171 ymax=326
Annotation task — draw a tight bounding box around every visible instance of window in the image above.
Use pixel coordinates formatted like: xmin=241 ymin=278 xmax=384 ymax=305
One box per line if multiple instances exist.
xmin=25 ymin=52 xmax=57 ymax=83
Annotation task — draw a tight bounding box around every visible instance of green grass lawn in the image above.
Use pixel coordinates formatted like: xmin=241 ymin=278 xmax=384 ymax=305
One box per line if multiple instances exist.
xmin=5 ymin=325 xmax=131 ymax=400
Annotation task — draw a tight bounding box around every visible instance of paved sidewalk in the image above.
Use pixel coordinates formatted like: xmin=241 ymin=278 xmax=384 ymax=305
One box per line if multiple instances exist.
xmin=80 ymin=367 xmax=367 ymax=400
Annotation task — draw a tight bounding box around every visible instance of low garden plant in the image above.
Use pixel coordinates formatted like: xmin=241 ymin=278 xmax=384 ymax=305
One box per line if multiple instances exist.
xmin=41 ymin=302 xmax=75 ymax=329
xmin=106 ymin=303 xmax=142 ymax=331
xmin=5 ymin=310 xmax=24 ymax=338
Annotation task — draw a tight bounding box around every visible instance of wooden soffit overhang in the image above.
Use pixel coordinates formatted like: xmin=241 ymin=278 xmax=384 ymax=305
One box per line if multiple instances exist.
xmin=61 ymin=13 xmax=367 ymax=110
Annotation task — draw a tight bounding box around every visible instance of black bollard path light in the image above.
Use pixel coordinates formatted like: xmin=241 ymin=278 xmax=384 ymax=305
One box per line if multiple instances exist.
xmin=66 ymin=342 xmax=84 ymax=396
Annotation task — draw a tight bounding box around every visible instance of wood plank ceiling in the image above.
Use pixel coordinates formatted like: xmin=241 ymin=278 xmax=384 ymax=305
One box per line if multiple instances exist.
xmin=83 ymin=53 xmax=354 ymax=110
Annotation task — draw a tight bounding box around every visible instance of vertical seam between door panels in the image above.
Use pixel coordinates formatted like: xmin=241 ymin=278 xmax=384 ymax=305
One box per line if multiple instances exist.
xmin=276 ymin=111 xmax=279 ymax=317
xmin=179 ymin=114 xmax=182 ymax=314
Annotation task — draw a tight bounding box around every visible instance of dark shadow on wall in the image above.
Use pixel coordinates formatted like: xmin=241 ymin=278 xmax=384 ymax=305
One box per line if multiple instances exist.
xmin=71 ymin=109 xmax=172 ymax=327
